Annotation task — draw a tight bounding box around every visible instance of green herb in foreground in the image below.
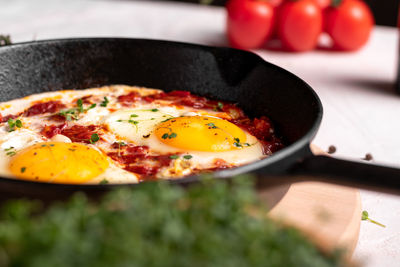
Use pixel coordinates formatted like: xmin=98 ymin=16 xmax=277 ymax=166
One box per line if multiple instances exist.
xmin=0 ymin=177 xmax=344 ymax=267
xmin=362 ymin=210 xmax=386 ymax=228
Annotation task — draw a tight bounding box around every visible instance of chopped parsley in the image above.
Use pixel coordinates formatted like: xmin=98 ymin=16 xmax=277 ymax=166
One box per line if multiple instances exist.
xmin=183 ymin=155 xmax=193 ymax=160
xmin=169 ymin=155 xmax=179 ymax=159
xmin=7 ymin=118 xmax=22 ymax=132
xmin=100 ymin=97 xmax=109 ymax=107
xmin=161 ymin=132 xmax=177 ymax=139
xmin=90 ymin=133 xmax=100 ymax=144
xmin=4 ymin=147 xmax=16 ymax=156
xmin=20 ymin=167 xmax=26 ymax=173
xmin=130 ymin=114 xmax=139 ymax=118
xmin=206 ymin=123 xmax=218 ymax=129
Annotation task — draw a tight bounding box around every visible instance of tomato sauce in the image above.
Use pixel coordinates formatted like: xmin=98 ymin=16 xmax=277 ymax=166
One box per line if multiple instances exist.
xmin=24 ymin=101 xmax=65 ymax=117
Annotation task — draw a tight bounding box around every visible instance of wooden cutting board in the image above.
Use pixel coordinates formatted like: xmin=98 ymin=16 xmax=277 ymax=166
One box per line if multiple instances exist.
xmin=258 ymin=145 xmax=361 ymax=257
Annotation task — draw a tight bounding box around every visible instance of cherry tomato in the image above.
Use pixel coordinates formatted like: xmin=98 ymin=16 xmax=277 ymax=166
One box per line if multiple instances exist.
xmin=269 ymin=0 xmax=285 ymax=7
xmin=226 ymin=0 xmax=275 ymax=49
xmin=325 ymin=0 xmax=374 ymax=51
xmin=277 ymin=0 xmax=323 ymax=52
xmin=313 ymin=0 xmax=330 ymax=9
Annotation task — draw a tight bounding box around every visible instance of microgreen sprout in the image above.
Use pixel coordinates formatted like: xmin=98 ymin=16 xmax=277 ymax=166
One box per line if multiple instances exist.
xmin=362 ymin=210 xmax=386 ymax=228
xmin=4 ymin=146 xmax=16 ymax=156
xmin=100 ymin=97 xmax=109 ymax=107
xmin=90 ymin=133 xmax=100 ymax=144
xmin=58 ymin=99 xmax=96 ymax=121
xmin=169 ymin=155 xmax=179 ymax=159
xmin=233 ymin=138 xmax=250 ymax=148
xmin=183 ymin=155 xmax=193 ymax=160
xmin=8 ymin=118 xmax=23 ymax=132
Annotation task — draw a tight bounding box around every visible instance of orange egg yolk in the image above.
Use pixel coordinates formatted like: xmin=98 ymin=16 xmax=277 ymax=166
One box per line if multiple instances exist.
xmin=154 ymin=116 xmax=247 ymax=152
xmin=9 ymin=142 xmax=109 ymax=184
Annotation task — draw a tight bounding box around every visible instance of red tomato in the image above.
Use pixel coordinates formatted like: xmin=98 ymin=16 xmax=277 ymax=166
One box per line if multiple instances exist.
xmin=269 ymin=0 xmax=285 ymax=7
xmin=325 ymin=0 xmax=374 ymax=51
xmin=226 ymin=0 xmax=275 ymax=49
xmin=277 ymin=0 xmax=323 ymax=52
xmin=313 ymin=0 xmax=330 ymax=9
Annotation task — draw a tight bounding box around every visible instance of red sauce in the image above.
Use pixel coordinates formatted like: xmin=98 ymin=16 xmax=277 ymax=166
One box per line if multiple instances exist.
xmin=24 ymin=101 xmax=65 ymax=117
xmin=117 ymin=91 xmax=141 ymax=105
xmin=40 ymin=123 xmax=67 ymax=138
xmin=107 ymin=143 xmax=173 ymax=180
xmin=60 ymin=125 xmax=100 ymax=143
xmin=231 ymin=116 xmax=283 ymax=154
xmin=0 ymin=114 xmax=19 ymax=123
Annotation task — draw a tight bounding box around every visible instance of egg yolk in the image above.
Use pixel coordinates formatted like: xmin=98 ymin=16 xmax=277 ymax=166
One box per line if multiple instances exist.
xmin=154 ymin=116 xmax=247 ymax=152
xmin=9 ymin=142 xmax=109 ymax=184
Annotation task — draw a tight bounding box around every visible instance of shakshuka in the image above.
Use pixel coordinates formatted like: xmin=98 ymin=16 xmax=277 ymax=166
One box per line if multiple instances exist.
xmin=0 ymin=85 xmax=283 ymax=184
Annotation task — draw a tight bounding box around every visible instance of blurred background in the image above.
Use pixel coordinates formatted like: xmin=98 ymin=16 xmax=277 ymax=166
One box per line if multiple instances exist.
xmin=161 ymin=0 xmax=398 ymax=26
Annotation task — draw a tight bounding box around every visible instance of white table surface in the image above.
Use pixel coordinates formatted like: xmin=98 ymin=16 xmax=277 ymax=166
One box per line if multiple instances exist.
xmin=1 ymin=0 xmax=400 ymax=266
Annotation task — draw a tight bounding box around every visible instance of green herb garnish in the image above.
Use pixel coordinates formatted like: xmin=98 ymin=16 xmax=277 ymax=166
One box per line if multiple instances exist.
xmin=206 ymin=123 xmax=217 ymax=129
xmin=7 ymin=119 xmax=22 ymax=132
xmin=20 ymin=167 xmax=26 ymax=173
xmin=100 ymin=97 xmax=109 ymax=107
xmin=169 ymin=155 xmax=179 ymax=159
xmin=58 ymin=99 xmax=96 ymax=121
xmin=183 ymin=155 xmax=193 ymax=160
xmin=362 ymin=210 xmax=386 ymax=228
xmin=233 ymin=137 xmax=250 ymax=148
xmin=4 ymin=147 xmax=16 ymax=156
xmin=90 ymin=133 xmax=100 ymax=144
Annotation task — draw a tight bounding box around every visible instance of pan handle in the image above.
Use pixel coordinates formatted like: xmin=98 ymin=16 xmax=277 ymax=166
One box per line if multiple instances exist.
xmin=288 ymin=155 xmax=400 ymax=194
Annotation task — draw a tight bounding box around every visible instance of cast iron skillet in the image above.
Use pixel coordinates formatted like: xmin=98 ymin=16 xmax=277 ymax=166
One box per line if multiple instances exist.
xmin=0 ymin=38 xmax=399 ymax=200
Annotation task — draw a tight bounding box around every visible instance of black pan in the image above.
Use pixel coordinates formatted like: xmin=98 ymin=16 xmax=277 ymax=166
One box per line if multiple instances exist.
xmin=0 ymin=38 xmax=399 ymax=200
